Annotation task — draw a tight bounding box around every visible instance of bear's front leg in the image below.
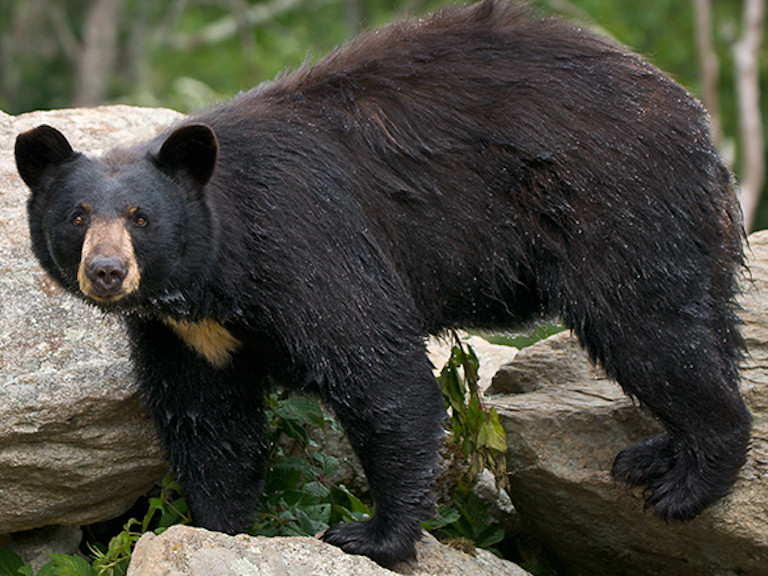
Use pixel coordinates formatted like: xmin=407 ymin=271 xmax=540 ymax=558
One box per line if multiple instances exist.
xmin=126 ymin=318 xmax=270 ymax=534
xmin=317 ymin=342 xmax=447 ymax=568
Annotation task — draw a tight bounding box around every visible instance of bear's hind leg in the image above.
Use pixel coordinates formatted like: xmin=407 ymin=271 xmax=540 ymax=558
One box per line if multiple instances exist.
xmin=318 ymin=345 xmax=446 ymax=567
xmin=612 ymin=421 xmax=750 ymax=521
xmin=578 ymin=307 xmax=751 ymax=521
xmin=609 ymin=321 xmax=751 ymax=522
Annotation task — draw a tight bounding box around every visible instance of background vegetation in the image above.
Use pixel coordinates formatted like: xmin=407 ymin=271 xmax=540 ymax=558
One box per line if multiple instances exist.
xmin=1 ymin=0 xmax=765 ymax=227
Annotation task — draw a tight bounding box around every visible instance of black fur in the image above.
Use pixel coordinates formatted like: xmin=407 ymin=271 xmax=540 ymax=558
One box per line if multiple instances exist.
xmin=16 ymin=0 xmax=750 ymax=567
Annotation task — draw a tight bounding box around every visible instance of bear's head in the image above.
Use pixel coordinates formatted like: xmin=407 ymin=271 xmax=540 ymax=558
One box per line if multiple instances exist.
xmin=15 ymin=123 xmax=220 ymax=313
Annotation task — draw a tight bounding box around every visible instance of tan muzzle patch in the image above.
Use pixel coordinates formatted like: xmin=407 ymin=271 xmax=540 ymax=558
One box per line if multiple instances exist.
xmin=77 ymin=218 xmax=141 ymax=301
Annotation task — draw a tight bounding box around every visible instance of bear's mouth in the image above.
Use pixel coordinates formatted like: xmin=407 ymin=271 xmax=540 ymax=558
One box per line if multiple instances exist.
xmin=81 ymin=286 xmax=132 ymax=303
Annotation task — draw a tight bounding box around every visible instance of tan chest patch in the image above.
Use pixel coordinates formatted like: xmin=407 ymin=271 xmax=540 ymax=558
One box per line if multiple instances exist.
xmin=164 ymin=318 xmax=242 ymax=368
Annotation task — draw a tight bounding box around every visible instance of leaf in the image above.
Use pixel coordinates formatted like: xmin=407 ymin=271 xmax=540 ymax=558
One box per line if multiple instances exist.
xmin=294 ymin=505 xmax=331 ymax=535
xmin=463 ymin=344 xmax=481 ymax=384
xmin=487 ymin=408 xmax=508 ymax=451
xmin=37 ymin=555 xmax=95 ymax=576
xmin=338 ymin=485 xmax=370 ymax=515
xmin=157 ymin=496 xmax=190 ymax=529
xmin=465 ymin=395 xmax=484 ymax=430
xmin=421 ymin=505 xmax=461 ymax=530
xmin=477 ymin=417 xmax=507 ymax=454
xmin=437 ymin=361 xmax=466 ymax=414
xmin=309 ymin=452 xmax=339 ymax=477
xmin=265 ymin=456 xmax=307 ymax=493
xmin=273 ymin=395 xmax=327 ymax=429
xmin=476 ymin=524 xmax=506 ymax=549
xmin=302 ymin=480 xmax=331 ymax=502
xmin=0 ymin=549 xmax=25 ymax=576
xmin=281 ymin=420 xmax=310 ymax=445
xmin=330 ymin=484 xmax=371 ymax=523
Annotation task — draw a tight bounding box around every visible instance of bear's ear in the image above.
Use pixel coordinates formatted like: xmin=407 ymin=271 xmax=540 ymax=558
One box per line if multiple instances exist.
xmin=15 ymin=125 xmax=75 ymax=189
xmin=156 ymin=123 xmax=219 ymax=188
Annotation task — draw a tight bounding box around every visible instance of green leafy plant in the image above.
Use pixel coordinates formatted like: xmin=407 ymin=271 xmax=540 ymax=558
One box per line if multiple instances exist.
xmin=0 ymin=546 xmax=98 ymax=576
xmin=423 ymin=491 xmax=506 ymax=555
xmin=250 ymin=392 xmax=371 ymax=538
xmin=0 ymin=548 xmax=103 ymax=576
xmin=0 ymin=548 xmax=31 ymax=576
xmin=438 ymin=332 xmax=509 ymax=491
xmin=426 ymin=331 xmax=510 ymax=555
xmin=88 ymin=474 xmax=190 ymax=576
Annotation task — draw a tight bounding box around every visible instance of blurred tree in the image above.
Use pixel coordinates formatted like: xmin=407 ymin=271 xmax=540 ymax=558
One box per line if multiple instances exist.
xmin=693 ymin=0 xmax=723 ymax=148
xmin=73 ymin=0 xmax=126 ymax=106
xmin=1 ymin=0 xmax=75 ymax=112
xmin=733 ymin=0 xmax=765 ymax=231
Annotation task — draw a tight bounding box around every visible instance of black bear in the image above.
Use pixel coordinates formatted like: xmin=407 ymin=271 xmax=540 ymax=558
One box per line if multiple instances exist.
xmin=15 ymin=0 xmax=751 ymax=567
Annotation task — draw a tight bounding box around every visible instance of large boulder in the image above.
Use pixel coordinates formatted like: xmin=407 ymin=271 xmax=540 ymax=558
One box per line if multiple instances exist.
xmin=0 ymin=106 xmax=177 ymax=533
xmin=488 ymin=230 xmax=768 ymax=576
xmin=126 ymin=525 xmax=531 ymax=576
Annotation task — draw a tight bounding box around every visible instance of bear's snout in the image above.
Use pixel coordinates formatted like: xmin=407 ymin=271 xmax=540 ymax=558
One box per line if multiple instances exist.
xmin=76 ymin=218 xmax=141 ymax=302
xmin=87 ymin=256 xmax=128 ymax=294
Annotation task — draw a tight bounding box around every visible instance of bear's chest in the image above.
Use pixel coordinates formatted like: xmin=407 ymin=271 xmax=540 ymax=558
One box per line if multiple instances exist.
xmin=163 ymin=318 xmax=241 ymax=368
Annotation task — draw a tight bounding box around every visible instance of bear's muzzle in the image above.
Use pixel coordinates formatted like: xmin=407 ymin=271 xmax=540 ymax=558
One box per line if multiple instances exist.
xmin=77 ymin=218 xmax=141 ymax=302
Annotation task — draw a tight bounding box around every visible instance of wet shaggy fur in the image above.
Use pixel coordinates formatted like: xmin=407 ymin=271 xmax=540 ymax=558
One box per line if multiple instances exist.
xmin=16 ymin=0 xmax=751 ymax=567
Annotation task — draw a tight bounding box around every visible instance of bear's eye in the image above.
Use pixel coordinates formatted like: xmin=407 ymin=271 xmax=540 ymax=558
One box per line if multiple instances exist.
xmin=72 ymin=213 xmax=88 ymax=228
xmin=133 ymin=214 xmax=148 ymax=228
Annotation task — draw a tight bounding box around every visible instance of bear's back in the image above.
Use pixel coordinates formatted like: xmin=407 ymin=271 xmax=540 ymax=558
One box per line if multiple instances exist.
xmin=184 ymin=0 xmax=736 ymax=332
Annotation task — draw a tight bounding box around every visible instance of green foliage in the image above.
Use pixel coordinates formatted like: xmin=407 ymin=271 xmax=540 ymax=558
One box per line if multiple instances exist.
xmin=36 ymin=555 xmax=95 ymax=576
xmin=423 ymin=491 xmax=506 ymax=555
xmin=250 ymin=392 xmax=371 ymax=538
xmin=0 ymin=549 xmax=98 ymax=576
xmin=256 ymin=368 xmax=511 ymax=556
xmin=476 ymin=323 xmax=564 ymax=349
xmin=0 ymin=391 xmax=368 ymax=575
xmin=0 ymin=474 xmax=189 ymax=576
xmin=427 ymin=333 xmax=509 ymax=555
xmin=87 ymin=475 xmax=190 ymax=576
xmin=0 ymin=548 xmax=28 ymax=576
xmin=1 ymin=0 xmax=765 ymax=227
xmin=437 ymin=336 xmax=509 ymax=491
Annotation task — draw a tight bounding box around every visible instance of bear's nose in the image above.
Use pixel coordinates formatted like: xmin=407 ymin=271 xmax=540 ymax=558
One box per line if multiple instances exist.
xmin=88 ymin=257 xmax=127 ymax=293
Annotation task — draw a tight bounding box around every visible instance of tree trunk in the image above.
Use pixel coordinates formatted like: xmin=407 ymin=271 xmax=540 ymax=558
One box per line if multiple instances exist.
xmin=73 ymin=0 xmax=125 ymax=107
xmin=692 ymin=0 xmax=722 ymax=149
xmin=734 ymin=0 xmax=766 ymax=232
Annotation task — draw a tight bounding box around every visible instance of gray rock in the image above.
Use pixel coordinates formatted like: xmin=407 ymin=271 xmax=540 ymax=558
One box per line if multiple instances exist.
xmin=0 ymin=525 xmax=82 ymax=572
xmin=489 ymin=329 xmax=604 ymax=394
xmin=488 ymin=229 xmax=768 ymax=576
xmin=126 ymin=525 xmax=531 ymax=576
xmin=0 ymin=106 xmax=177 ymax=534
xmin=427 ymin=332 xmax=519 ymax=392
